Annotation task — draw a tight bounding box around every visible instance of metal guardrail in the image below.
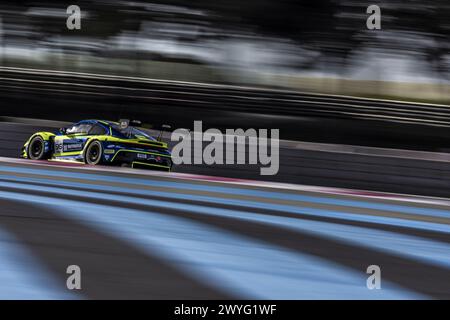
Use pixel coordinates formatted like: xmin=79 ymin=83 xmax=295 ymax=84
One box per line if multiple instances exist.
xmin=1 ymin=66 xmax=450 ymax=127
xmin=1 ymin=66 xmax=450 ymax=153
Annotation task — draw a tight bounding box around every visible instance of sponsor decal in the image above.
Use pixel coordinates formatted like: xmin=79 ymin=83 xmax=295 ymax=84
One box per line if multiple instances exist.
xmin=64 ymin=143 xmax=83 ymax=152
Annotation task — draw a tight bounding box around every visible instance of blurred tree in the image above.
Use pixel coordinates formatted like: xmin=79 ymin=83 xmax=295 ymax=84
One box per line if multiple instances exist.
xmin=1 ymin=0 xmax=448 ymax=78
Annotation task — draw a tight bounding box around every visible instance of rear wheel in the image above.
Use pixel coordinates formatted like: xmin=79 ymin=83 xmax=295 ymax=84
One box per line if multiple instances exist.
xmin=85 ymin=141 xmax=103 ymax=165
xmin=27 ymin=136 xmax=48 ymax=160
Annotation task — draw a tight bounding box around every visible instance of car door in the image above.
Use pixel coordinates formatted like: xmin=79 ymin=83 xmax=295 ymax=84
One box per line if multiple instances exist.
xmin=54 ymin=123 xmax=92 ymax=156
xmin=64 ymin=123 xmax=93 ymax=154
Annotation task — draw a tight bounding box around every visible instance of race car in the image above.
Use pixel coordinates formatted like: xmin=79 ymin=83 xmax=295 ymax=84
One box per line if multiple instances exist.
xmin=21 ymin=119 xmax=173 ymax=171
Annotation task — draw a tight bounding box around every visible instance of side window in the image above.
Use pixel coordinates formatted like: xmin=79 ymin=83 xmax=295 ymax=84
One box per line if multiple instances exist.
xmin=78 ymin=124 xmax=92 ymax=134
xmin=66 ymin=124 xmax=81 ymax=135
xmin=89 ymin=124 xmax=107 ymax=136
xmin=66 ymin=124 xmax=92 ymax=135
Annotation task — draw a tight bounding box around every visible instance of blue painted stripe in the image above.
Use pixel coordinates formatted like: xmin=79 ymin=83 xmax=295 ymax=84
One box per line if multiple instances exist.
xmin=1 ymin=177 xmax=449 ymax=234
xmin=0 ymin=228 xmax=79 ymax=299
xmin=1 ymin=165 xmax=449 ymax=219
xmin=0 ymin=190 xmax=426 ymax=299
xmin=197 ymin=209 xmax=450 ymax=269
xmin=1 ymin=180 xmax=450 ymax=268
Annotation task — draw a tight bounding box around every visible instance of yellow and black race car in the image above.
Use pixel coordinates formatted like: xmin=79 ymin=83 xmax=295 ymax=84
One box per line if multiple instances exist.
xmin=21 ymin=119 xmax=173 ymax=171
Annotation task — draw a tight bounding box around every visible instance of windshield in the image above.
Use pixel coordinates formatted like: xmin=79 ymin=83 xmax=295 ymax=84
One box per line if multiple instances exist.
xmin=110 ymin=123 xmax=156 ymax=141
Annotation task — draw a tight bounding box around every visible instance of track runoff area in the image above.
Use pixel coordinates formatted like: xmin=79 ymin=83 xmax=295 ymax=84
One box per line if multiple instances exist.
xmin=0 ymin=156 xmax=448 ymax=302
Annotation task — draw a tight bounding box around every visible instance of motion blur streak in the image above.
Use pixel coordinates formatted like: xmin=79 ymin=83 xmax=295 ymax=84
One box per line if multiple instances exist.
xmin=0 ymin=159 xmax=449 ymax=299
xmin=1 ymin=163 xmax=450 ymax=217
xmin=0 ymin=0 xmax=448 ymax=302
xmin=0 ymin=192 xmax=424 ymax=300
xmin=1 ymin=164 xmax=449 ymax=233
xmin=1 ymin=177 xmax=449 ymax=268
xmin=0 ymin=228 xmax=76 ymax=299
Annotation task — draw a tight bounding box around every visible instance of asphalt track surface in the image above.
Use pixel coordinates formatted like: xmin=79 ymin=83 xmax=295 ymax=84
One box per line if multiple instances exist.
xmin=3 ymin=120 xmax=450 ymax=198
xmin=0 ymin=158 xmax=449 ymax=299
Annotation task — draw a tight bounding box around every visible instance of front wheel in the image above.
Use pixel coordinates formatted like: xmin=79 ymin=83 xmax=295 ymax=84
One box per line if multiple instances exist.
xmin=85 ymin=141 xmax=103 ymax=165
xmin=27 ymin=136 xmax=48 ymax=160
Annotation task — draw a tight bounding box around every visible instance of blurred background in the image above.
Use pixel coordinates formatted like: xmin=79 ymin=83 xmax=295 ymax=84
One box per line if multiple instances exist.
xmin=0 ymin=0 xmax=449 ymax=187
xmin=0 ymin=0 xmax=448 ymax=101
xmin=0 ymin=1 xmax=449 ymax=300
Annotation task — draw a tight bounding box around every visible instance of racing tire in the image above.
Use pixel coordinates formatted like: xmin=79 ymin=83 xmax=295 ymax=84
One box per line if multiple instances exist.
xmin=27 ymin=136 xmax=48 ymax=160
xmin=85 ymin=140 xmax=103 ymax=165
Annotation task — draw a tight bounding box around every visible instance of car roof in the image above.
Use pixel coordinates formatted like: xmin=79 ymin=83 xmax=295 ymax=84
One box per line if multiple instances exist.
xmin=77 ymin=119 xmax=111 ymax=126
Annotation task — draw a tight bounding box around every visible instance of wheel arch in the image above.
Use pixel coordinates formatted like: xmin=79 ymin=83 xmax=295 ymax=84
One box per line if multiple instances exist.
xmin=22 ymin=132 xmax=56 ymax=158
xmin=83 ymin=138 xmax=104 ymax=164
